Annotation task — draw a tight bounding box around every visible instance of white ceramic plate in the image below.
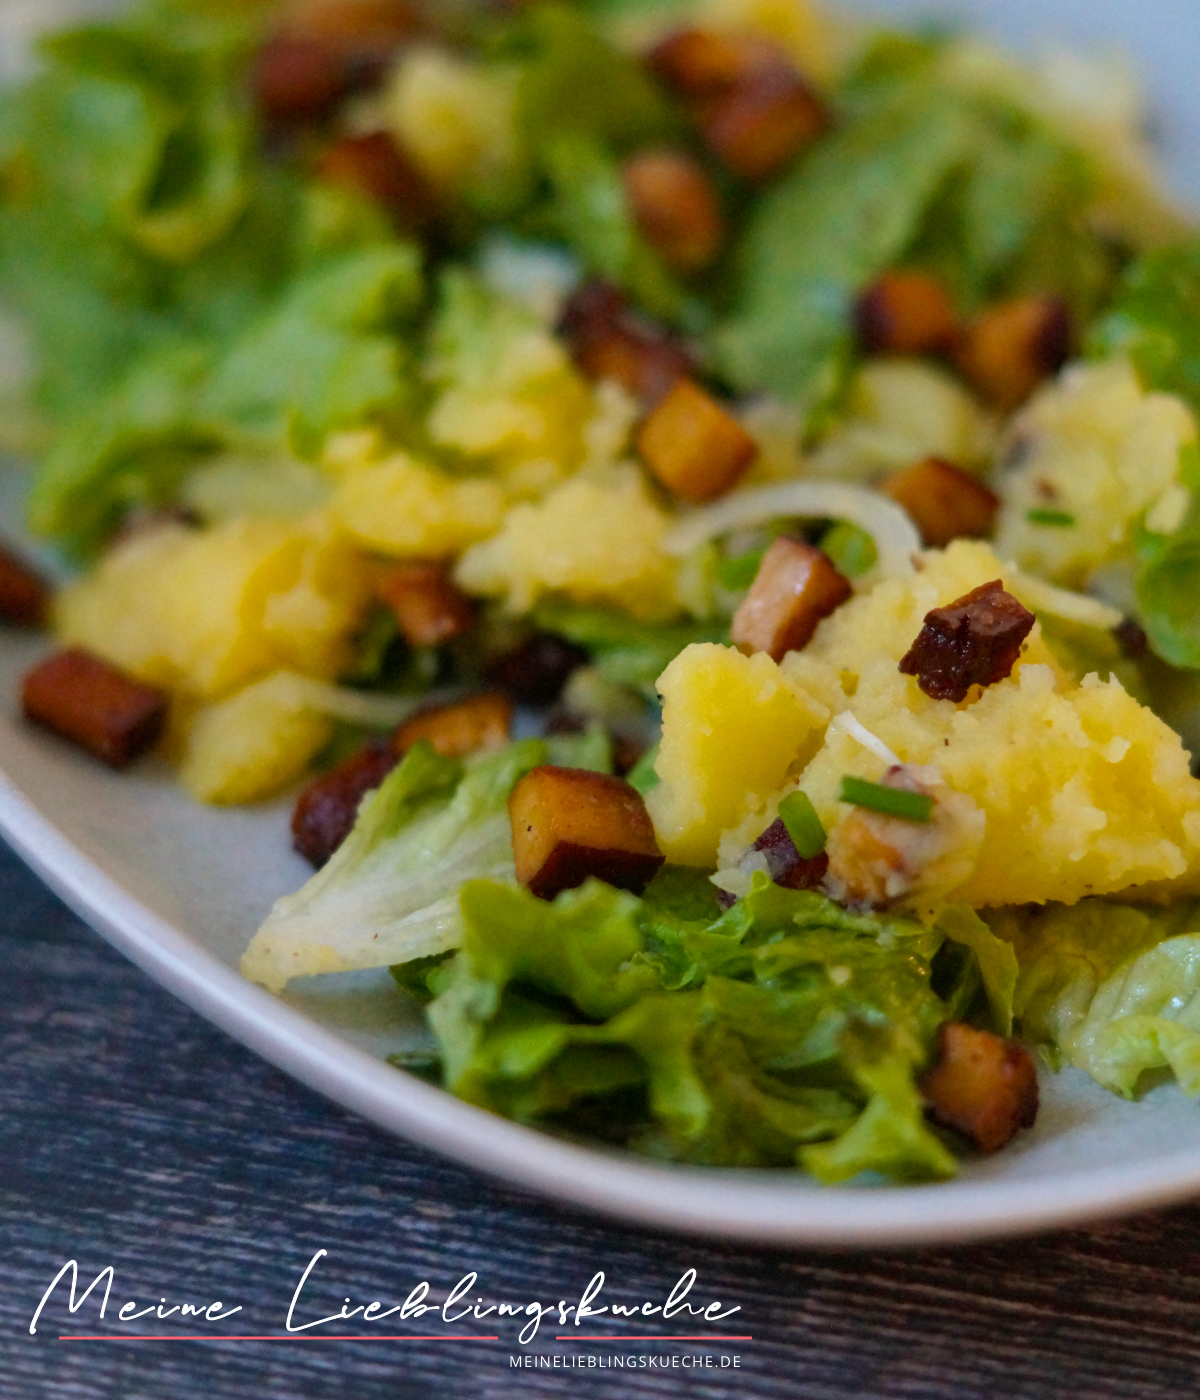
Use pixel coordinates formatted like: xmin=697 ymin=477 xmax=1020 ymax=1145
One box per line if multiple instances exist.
xmin=4 ymin=0 xmax=1200 ymax=1248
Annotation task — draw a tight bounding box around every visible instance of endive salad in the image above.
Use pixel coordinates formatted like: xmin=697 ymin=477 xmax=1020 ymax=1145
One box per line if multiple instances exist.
xmin=5 ymin=0 xmax=1200 ymax=1181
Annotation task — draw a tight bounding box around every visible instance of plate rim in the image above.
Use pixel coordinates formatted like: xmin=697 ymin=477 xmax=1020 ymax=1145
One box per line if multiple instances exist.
xmin=4 ymin=762 xmax=1200 ymax=1247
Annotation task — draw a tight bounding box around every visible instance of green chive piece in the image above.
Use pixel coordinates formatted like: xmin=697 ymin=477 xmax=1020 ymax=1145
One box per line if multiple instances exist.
xmin=717 ymin=547 xmax=766 ymax=590
xmin=820 ymin=521 xmax=877 ymax=578
xmin=840 ymin=775 xmax=933 ymax=823
xmin=778 ymin=790 xmax=826 ymax=858
xmin=1026 ymin=508 xmax=1075 ymax=528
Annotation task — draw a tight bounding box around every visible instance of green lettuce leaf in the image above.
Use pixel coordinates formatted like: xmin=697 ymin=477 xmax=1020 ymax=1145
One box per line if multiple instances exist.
xmin=424 ymin=872 xmax=958 ymax=1179
xmin=541 ymin=133 xmax=687 ymax=321
xmin=987 ymin=898 xmax=1200 ymax=1094
xmin=1089 ymin=241 xmax=1200 ymax=420
xmin=716 ymin=58 xmax=1109 ymax=421
xmin=529 ymin=599 xmax=727 ymax=699
xmin=240 ymin=738 xmax=546 ymax=994
xmin=936 ymin=904 xmax=1018 ymax=1036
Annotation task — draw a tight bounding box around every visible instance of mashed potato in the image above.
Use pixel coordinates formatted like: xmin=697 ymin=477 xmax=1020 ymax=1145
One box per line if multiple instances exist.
xmin=650 ymin=540 xmax=1200 ymax=911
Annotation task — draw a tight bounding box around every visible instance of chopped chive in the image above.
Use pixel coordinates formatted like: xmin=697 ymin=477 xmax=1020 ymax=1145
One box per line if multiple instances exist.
xmin=1026 ymin=508 xmax=1075 ymax=528
xmin=778 ymin=790 xmax=826 ymax=858
xmin=840 ymin=775 xmax=933 ymax=823
xmin=820 ymin=520 xmax=877 ymax=578
xmin=717 ymin=547 xmax=766 ymax=590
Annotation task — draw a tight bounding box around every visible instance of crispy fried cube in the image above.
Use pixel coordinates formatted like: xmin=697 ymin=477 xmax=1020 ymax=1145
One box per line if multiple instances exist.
xmin=22 ymin=648 xmax=167 ymax=769
xmin=730 ymin=537 xmax=852 ymax=661
xmin=318 ymin=131 xmax=435 ymax=231
xmin=636 ymin=378 xmax=758 ymax=502
xmin=253 ymin=0 xmax=416 ymax=122
xmin=0 ymin=544 xmax=49 ymax=627
xmin=898 ymin=580 xmax=1035 ymax=702
xmin=558 ymin=281 xmax=692 ymax=407
xmin=394 ymin=692 xmax=512 ymax=759
xmin=955 ymin=296 xmax=1071 ymax=412
xmin=292 ymin=738 xmax=397 ymax=866
xmin=376 ymin=560 xmax=476 ymax=648
xmin=509 ymin=765 xmax=664 ymax=900
xmin=855 ymin=270 xmax=959 ymax=357
xmin=699 ymin=65 xmax=827 ymax=182
xmin=880 ymin=457 xmax=999 ymax=548
xmin=623 ymin=149 xmax=724 ymax=273
xmin=920 ymin=1021 xmax=1039 ymax=1153
xmin=647 ymin=27 xmax=781 ymax=96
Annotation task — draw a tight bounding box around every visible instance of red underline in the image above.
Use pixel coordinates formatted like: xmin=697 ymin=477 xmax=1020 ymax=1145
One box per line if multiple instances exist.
xmin=59 ymin=1335 xmax=499 ymax=1342
xmin=556 ymin=1335 xmax=752 ymax=1341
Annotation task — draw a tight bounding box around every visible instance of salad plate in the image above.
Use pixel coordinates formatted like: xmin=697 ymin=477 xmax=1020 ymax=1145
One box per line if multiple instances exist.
xmin=3 ymin=0 xmax=1200 ymax=1247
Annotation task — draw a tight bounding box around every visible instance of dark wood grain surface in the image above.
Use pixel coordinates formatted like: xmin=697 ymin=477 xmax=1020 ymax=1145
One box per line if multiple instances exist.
xmin=4 ymin=839 xmax=1200 ymax=1399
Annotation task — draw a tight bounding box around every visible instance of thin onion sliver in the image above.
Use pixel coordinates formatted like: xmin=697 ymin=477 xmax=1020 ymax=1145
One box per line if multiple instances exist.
xmin=662 ymin=482 xmax=921 ymax=587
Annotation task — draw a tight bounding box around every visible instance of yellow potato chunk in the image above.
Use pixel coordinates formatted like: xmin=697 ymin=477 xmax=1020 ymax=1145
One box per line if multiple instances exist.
xmin=331 ymin=450 xmax=506 ymax=558
xmin=993 ymin=359 xmax=1197 ymax=588
xmin=777 ymin=540 xmax=1200 ymax=909
xmin=454 ymin=465 xmax=680 ymax=619
xmin=56 ymin=516 xmax=372 ymax=700
xmin=646 ymin=643 xmax=827 ymax=866
xmin=180 ymin=671 xmax=333 ymax=805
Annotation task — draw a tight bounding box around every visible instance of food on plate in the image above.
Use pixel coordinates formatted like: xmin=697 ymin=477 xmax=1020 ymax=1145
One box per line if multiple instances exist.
xmin=5 ymin=0 xmax=1200 ymax=1183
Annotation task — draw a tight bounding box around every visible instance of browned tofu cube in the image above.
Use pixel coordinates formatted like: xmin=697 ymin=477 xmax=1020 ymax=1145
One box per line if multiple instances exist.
xmin=880 ymin=456 xmax=999 ymax=548
xmin=647 ymin=27 xmax=779 ymax=97
xmin=855 ymin=270 xmax=959 ymax=357
xmin=623 ymin=149 xmax=724 ymax=273
xmin=558 ymin=281 xmax=693 ymax=408
xmin=0 ymin=544 xmax=50 ymax=627
xmin=509 ymin=765 xmax=664 ymax=900
xmin=699 ymin=65 xmax=827 ymax=182
xmin=920 ymin=1021 xmax=1039 ymax=1153
xmin=292 ymin=738 xmax=397 ymax=866
xmin=394 ymin=693 xmax=512 ymax=760
xmin=253 ymin=0 xmax=416 ymax=122
xmin=955 ymin=296 xmax=1071 ymax=412
xmin=636 ymin=378 xmax=758 ymax=502
xmin=22 ymin=648 xmax=168 ymax=769
xmin=730 ymin=537 xmax=852 ymax=661
xmin=317 ymin=131 xmax=434 ymax=231
xmin=252 ymin=34 xmax=349 ymax=123
xmin=898 ymin=580 xmax=1035 ymax=702
xmin=376 ymin=560 xmax=477 ymax=649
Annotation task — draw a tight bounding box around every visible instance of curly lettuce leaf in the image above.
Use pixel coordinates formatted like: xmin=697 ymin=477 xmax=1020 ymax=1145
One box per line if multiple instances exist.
xmin=29 ymin=242 xmax=421 ymax=552
xmin=1089 ymin=241 xmax=1200 ymax=420
xmin=425 ymin=872 xmax=958 ymax=1179
xmin=241 ymin=738 xmax=546 ymax=994
xmin=529 ymin=599 xmax=727 ymax=699
xmin=987 ymin=898 xmax=1200 ymax=1095
xmin=716 ymin=59 xmax=1109 ymax=421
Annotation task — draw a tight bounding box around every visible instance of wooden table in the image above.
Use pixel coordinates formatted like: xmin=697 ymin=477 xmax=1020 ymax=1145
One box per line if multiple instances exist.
xmin=4 ymin=838 xmax=1200 ymax=1398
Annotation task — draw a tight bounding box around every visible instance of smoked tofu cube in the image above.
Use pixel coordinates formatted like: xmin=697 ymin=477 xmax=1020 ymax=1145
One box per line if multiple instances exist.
xmin=376 ymin=559 xmax=476 ymax=648
xmin=730 ymin=538 xmax=851 ymax=661
xmin=920 ymin=1021 xmax=1039 ymax=1153
xmin=955 ymin=296 xmax=1071 ymax=412
xmin=855 ymin=271 xmax=959 ymax=357
xmin=635 ymin=378 xmax=758 ymax=502
xmin=292 ymin=738 xmax=397 ymax=866
xmin=22 ymin=648 xmax=167 ymax=769
xmin=880 ymin=457 xmax=999 ymax=547
xmin=318 ymin=131 xmax=434 ymax=232
xmin=699 ymin=65 xmax=827 ymax=182
xmin=558 ymin=281 xmax=692 ymax=408
xmin=0 ymin=544 xmax=50 ymax=627
xmin=623 ymin=149 xmax=724 ymax=273
xmin=509 ymin=765 xmax=664 ymax=900
xmin=394 ymin=692 xmax=512 ymax=759
xmin=647 ymin=28 xmax=780 ymax=96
